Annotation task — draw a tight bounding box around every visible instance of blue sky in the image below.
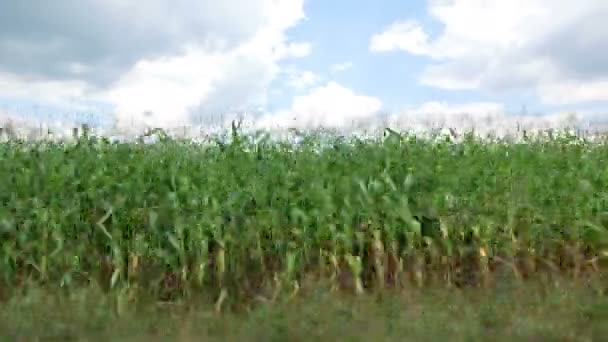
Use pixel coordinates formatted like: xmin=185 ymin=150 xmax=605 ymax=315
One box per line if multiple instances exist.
xmin=271 ymin=0 xmax=489 ymax=110
xmin=1 ymin=0 xmax=607 ymax=130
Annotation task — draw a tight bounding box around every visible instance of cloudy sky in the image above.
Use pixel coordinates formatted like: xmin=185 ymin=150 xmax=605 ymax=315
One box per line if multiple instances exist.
xmin=1 ymin=0 xmax=608 ymax=130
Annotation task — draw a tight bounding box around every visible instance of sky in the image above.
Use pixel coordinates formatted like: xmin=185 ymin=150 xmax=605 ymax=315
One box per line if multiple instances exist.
xmin=1 ymin=0 xmax=608 ymax=132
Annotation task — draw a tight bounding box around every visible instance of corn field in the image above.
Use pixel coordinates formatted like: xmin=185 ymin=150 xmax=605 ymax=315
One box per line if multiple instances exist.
xmin=1 ymin=124 xmax=608 ymax=312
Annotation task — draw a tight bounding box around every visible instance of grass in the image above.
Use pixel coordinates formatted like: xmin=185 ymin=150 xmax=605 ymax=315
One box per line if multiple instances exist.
xmin=2 ymin=279 xmax=607 ymax=341
xmin=1 ymin=125 xmax=608 ymax=340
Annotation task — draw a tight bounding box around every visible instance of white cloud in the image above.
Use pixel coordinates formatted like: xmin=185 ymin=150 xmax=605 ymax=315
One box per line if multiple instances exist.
xmin=391 ymin=101 xmax=505 ymax=131
xmin=283 ymin=68 xmax=322 ymax=90
xmin=538 ymin=80 xmax=608 ymax=105
xmin=387 ymin=100 xmax=591 ymax=136
xmin=0 ymin=0 xmax=308 ymax=129
xmin=0 ymin=72 xmax=92 ymax=103
xmin=256 ymin=81 xmax=382 ymax=129
xmin=370 ymin=20 xmax=430 ymax=55
xmin=329 ymin=62 xmax=354 ymax=74
xmin=401 ymin=101 xmax=504 ymax=116
xmin=281 ymin=42 xmax=312 ymax=58
xmin=370 ymin=0 xmax=608 ymax=105
xmin=252 ymin=97 xmax=593 ymax=137
xmin=0 ymin=0 xmax=306 ymax=82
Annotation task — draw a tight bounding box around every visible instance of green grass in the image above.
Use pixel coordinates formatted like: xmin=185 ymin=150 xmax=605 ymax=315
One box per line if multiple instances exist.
xmin=1 ymin=127 xmax=608 ymax=340
xmin=1 ymin=280 xmax=607 ymax=341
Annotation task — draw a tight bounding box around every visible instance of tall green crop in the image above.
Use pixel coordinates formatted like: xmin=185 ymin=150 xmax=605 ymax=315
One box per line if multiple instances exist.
xmin=1 ymin=129 xmax=607 ymax=305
